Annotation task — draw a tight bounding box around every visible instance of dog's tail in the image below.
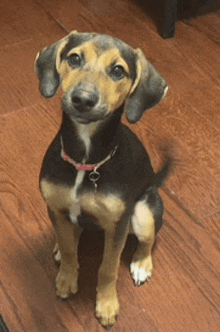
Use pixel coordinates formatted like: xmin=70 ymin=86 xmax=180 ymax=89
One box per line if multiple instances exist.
xmin=153 ymin=157 xmax=172 ymax=188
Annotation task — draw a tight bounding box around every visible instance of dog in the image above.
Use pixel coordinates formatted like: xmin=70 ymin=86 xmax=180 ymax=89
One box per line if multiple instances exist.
xmin=35 ymin=31 xmax=170 ymax=329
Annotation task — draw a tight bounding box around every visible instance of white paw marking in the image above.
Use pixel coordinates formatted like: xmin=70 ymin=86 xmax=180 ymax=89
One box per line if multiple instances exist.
xmin=130 ymin=262 xmax=152 ymax=286
xmin=57 ymin=291 xmax=69 ymax=299
xmin=54 ymin=250 xmax=61 ymax=263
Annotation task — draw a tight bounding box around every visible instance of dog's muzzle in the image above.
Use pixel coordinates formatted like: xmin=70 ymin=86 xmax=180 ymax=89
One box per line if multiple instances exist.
xmin=71 ymin=83 xmax=99 ymax=113
xmin=62 ymin=82 xmax=107 ymax=123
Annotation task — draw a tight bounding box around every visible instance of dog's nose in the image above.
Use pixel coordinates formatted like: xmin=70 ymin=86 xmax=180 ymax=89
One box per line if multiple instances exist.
xmin=71 ymin=88 xmax=99 ymax=112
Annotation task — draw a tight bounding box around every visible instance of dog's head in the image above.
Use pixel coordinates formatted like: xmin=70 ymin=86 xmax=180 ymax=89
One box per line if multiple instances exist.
xmin=35 ymin=31 xmax=168 ymax=124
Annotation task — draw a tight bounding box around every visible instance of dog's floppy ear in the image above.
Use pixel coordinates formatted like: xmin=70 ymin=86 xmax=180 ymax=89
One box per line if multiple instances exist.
xmin=126 ymin=48 xmax=168 ymax=124
xmin=35 ymin=31 xmax=77 ymax=98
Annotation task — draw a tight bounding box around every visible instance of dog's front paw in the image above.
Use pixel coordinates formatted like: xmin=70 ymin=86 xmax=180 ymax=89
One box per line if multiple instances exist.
xmin=130 ymin=255 xmax=153 ymax=286
xmin=96 ymin=292 xmax=119 ymax=329
xmin=56 ymin=266 xmax=78 ymax=299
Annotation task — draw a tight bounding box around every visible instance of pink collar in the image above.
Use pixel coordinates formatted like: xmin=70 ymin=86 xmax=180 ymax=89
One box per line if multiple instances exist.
xmin=60 ymin=137 xmax=118 ymax=171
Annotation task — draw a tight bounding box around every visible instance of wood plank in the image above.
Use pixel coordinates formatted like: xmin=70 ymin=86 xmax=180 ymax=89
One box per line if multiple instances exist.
xmin=0 ymin=0 xmax=66 ymax=115
xmin=0 ymin=0 xmax=65 ymax=48
xmin=183 ymin=12 xmax=220 ymax=43
xmin=33 ymin=0 xmax=111 ymax=34
xmin=0 ymin=42 xmax=40 ymax=115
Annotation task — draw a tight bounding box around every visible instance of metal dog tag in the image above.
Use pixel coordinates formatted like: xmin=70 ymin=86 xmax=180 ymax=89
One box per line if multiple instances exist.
xmin=89 ymin=169 xmax=100 ymax=192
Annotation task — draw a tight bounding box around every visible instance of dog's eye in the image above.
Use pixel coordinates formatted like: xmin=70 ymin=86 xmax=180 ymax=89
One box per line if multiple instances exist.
xmin=111 ymin=65 xmax=125 ymax=80
xmin=68 ymin=53 xmax=81 ymax=67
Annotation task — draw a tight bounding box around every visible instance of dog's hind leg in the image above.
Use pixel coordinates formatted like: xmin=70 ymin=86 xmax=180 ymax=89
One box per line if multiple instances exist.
xmin=130 ymin=187 xmax=163 ymax=286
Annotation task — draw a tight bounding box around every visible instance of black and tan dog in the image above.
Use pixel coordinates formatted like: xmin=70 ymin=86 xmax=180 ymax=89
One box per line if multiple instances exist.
xmin=35 ymin=31 xmax=170 ymax=329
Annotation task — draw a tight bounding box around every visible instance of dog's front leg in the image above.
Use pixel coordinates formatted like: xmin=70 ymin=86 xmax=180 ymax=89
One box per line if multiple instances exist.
xmin=48 ymin=208 xmax=82 ymax=299
xmin=96 ymin=225 xmax=129 ymax=329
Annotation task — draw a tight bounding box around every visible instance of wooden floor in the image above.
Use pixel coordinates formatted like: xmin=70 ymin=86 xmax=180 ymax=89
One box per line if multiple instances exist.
xmin=1 ymin=0 xmax=220 ymax=331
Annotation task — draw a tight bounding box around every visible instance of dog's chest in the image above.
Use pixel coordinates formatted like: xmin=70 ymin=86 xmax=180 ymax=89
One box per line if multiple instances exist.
xmin=40 ymin=175 xmax=126 ymax=231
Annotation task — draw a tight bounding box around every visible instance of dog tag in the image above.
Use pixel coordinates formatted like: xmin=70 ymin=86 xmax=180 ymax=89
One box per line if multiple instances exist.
xmin=89 ymin=169 xmax=100 ymax=192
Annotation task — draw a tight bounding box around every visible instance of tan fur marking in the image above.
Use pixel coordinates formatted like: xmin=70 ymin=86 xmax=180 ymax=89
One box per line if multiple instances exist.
xmin=130 ymin=200 xmax=155 ymax=285
xmin=57 ymin=43 xmax=133 ymax=113
xmin=77 ymin=121 xmax=100 ymax=156
xmin=58 ymin=61 xmax=70 ymax=84
xmin=34 ymin=52 xmax=40 ymax=72
xmin=128 ymin=48 xmax=151 ymax=96
xmin=96 ymin=224 xmax=129 ymax=327
xmin=129 ymin=54 xmax=142 ymax=95
xmin=77 ymin=121 xmax=100 ymax=137
xmin=40 ymin=179 xmax=73 ymax=212
xmin=79 ymin=193 xmax=126 ymax=231
xmin=40 ymin=179 xmax=126 ymax=231
xmin=53 ymin=213 xmax=82 ymax=298
xmin=55 ymin=30 xmax=78 ymax=70
xmin=131 ymin=200 xmax=155 ymax=242
xmin=67 ymin=42 xmax=98 ymax=65
xmin=98 ymin=47 xmax=129 ymax=73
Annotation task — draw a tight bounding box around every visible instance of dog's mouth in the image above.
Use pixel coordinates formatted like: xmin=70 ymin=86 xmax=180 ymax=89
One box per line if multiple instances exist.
xmin=74 ymin=116 xmax=98 ymax=124
xmin=62 ymin=96 xmax=109 ymax=124
xmin=75 ymin=111 xmax=110 ymax=124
